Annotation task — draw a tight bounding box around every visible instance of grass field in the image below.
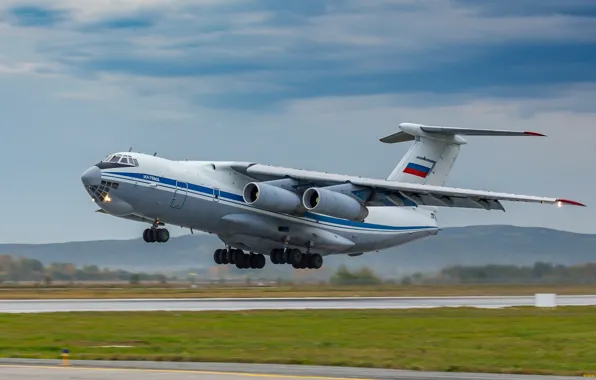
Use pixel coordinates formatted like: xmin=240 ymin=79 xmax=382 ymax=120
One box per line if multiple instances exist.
xmin=1 ymin=307 xmax=595 ymax=375
xmin=1 ymin=283 xmax=596 ymax=299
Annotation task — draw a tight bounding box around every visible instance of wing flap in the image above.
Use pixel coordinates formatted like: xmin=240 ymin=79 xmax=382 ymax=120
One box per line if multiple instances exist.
xmin=244 ymin=164 xmax=585 ymax=209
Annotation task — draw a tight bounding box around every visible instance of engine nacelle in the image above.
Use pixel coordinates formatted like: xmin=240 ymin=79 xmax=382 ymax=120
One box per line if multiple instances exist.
xmin=243 ymin=181 xmax=302 ymax=214
xmin=302 ymin=187 xmax=369 ymax=221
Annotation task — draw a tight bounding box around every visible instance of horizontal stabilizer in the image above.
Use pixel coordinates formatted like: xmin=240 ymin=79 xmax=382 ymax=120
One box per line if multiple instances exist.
xmin=420 ymin=125 xmax=545 ymax=137
xmin=379 ymin=131 xmax=415 ymax=144
xmin=380 ymin=122 xmax=545 ymax=144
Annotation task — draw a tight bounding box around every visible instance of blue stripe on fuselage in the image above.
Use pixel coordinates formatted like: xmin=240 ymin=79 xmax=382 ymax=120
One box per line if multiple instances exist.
xmin=102 ymin=171 xmax=434 ymax=232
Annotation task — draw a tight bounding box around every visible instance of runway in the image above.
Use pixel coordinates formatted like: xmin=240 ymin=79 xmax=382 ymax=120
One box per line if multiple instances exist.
xmin=1 ymin=295 xmax=595 ymax=313
xmin=0 ymin=359 xmax=580 ymax=380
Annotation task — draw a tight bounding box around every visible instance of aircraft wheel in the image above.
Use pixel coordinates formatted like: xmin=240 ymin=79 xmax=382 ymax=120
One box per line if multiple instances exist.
xmin=249 ymin=253 xmax=258 ymax=269
xmin=242 ymin=254 xmax=251 ymax=269
xmin=227 ymin=249 xmax=238 ymax=265
xmin=309 ymin=254 xmax=323 ymax=269
xmin=226 ymin=249 xmax=237 ymax=265
xmin=270 ymin=249 xmax=279 ymax=264
xmin=255 ymin=254 xmax=266 ymax=269
xmin=232 ymin=249 xmax=243 ymax=264
xmin=249 ymin=253 xmax=265 ymax=269
xmin=219 ymin=249 xmax=229 ymax=265
xmin=289 ymin=249 xmax=303 ymax=265
xmin=142 ymin=229 xmax=151 ymax=242
xmin=299 ymin=255 xmax=308 ymax=269
xmin=146 ymin=229 xmax=157 ymax=243
xmin=156 ymin=228 xmax=169 ymax=243
xmin=214 ymin=249 xmax=223 ymax=264
xmin=235 ymin=254 xmax=245 ymax=269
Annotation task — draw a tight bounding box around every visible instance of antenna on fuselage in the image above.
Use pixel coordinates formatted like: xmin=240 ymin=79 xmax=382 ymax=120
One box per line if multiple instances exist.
xmin=128 ymin=147 xmax=132 ymax=152
xmin=153 ymin=152 xmax=157 ymax=156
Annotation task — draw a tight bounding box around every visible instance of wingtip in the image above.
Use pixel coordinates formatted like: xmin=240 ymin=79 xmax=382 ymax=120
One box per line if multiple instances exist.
xmin=524 ymin=131 xmax=546 ymax=137
xmin=556 ymin=198 xmax=586 ymax=207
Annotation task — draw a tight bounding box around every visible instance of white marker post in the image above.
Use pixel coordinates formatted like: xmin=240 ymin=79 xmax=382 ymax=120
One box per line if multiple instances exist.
xmin=534 ymin=293 xmax=557 ymax=308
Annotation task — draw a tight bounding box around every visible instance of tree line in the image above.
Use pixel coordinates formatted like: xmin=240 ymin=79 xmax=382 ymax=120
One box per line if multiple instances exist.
xmin=2 ymin=253 xmax=595 ymax=285
xmin=328 ymin=262 xmax=596 ymax=285
xmin=0 ymin=255 xmax=166 ymax=284
xmin=432 ymin=262 xmax=596 ymax=284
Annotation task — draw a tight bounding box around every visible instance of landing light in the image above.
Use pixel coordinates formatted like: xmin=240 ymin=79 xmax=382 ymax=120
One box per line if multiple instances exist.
xmin=105 ymin=194 xmax=112 ymax=202
xmin=557 ymin=201 xmax=562 ymax=208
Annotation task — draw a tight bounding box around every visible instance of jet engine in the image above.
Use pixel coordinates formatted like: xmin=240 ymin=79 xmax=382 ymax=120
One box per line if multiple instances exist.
xmin=243 ymin=181 xmax=302 ymax=214
xmin=302 ymin=187 xmax=369 ymax=221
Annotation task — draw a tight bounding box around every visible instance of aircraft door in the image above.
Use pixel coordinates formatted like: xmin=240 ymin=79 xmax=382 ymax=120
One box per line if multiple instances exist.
xmin=171 ymin=181 xmax=188 ymax=209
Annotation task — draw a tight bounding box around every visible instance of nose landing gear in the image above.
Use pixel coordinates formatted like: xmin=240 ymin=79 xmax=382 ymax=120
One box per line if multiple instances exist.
xmin=142 ymin=219 xmax=169 ymax=243
xmin=143 ymin=228 xmax=170 ymax=243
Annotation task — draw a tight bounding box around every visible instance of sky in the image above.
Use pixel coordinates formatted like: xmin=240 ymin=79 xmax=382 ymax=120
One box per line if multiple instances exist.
xmin=0 ymin=0 xmax=595 ymax=243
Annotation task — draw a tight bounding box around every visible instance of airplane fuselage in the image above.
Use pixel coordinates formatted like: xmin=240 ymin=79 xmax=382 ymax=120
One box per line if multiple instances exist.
xmin=80 ymin=123 xmax=584 ymax=270
xmin=81 ymin=152 xmax=439 ymax=258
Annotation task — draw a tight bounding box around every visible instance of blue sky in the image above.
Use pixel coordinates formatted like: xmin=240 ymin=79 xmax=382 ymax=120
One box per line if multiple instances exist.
xmin=0 ymin=0 xmax=594 ymax=243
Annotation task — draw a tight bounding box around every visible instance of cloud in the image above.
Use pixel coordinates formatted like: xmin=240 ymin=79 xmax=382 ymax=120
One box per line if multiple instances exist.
xmin=4 ymin=5 xmax=69 ymax=27
xmin=1 ymin=0 xmax=231 ymax=23
xmin=452 ymin=0 xmax=596 ymax=18
xmin=83 ymin=15 xmax=158 ymax=31
xmin=0 ymin=60 xmax=60 ymax=77
xmin=3 ymin=0 xmax=592 ymax=112
xmin=2 ymin=1 xmax=594 ymax=110
xmin=0 ymin=61 xmax=39 ymax=75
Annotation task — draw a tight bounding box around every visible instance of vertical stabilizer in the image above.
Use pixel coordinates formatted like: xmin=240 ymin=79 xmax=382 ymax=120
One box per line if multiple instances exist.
xmin=386 ymin=136 xmax=460 ymax=186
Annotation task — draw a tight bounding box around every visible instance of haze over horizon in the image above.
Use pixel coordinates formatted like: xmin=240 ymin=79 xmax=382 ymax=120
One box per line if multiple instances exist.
xmin=0 ymin=0 xmax=594 ymax=244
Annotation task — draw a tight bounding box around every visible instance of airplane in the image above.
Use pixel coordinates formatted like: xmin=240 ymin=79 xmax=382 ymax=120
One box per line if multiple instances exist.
xmin=80 ymin=122 xmax=585 ymax=270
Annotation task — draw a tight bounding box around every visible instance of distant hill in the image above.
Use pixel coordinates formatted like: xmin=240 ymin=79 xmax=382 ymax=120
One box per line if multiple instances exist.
xmin=0 ymin=225 xmax=594 ymax=276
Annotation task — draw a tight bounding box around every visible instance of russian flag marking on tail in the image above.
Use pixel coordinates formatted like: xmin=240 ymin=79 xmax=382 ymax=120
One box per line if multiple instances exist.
xmin=403 ymin=156 xmax=437 ymax=178
xmin=403 ymin=163 xmax=431 ymax=178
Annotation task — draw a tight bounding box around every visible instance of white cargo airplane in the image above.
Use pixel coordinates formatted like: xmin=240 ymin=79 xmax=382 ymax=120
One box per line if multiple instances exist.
xmin=81 ymin=123 xmax=584 ymax=270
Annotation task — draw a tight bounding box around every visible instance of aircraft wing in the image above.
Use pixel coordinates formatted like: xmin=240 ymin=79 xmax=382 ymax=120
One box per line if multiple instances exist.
xmin=236 ymin=164 xmax=585 ymax=211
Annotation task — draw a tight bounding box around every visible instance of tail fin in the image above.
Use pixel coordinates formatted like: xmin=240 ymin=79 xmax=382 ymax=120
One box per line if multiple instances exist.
xmin=381 ymin=122 xmax=545 ymax=186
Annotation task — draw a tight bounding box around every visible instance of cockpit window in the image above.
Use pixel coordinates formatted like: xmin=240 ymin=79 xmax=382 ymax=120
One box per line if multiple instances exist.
xmin=101 ymin=154 xmax=139 ymax=167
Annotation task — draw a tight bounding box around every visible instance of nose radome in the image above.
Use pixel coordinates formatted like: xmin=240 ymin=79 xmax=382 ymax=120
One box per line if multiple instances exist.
xmin=81 ymin=166 xmax=101 ymax=186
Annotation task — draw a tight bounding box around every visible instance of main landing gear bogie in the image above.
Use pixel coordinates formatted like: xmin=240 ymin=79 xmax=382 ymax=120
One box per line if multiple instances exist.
xmin=270 ymin=248 xmax=323 ymax=269
xmin=213 ymin=248 xmax=266 ymax=270
xmin=143 ymin=228 xmax=170 ymax=243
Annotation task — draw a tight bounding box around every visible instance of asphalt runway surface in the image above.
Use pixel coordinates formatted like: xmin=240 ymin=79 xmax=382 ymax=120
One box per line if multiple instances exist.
xmin=0 ymin=359 xmax=580 ymax=380
xmin=1 ymin=295 xmax=595 ymax=313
